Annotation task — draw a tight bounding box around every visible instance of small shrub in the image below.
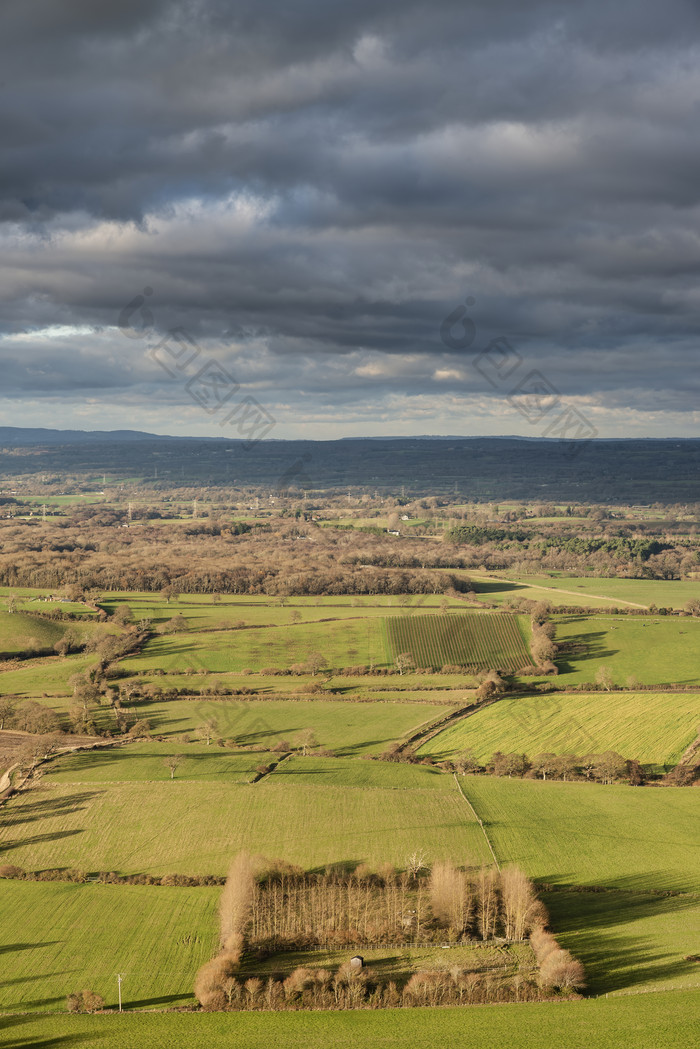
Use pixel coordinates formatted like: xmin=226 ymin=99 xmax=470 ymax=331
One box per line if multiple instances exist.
xmin=66 ymin=989 xmax=105 ymax=1013
xmin=0 ymin=864 xmax=24 ymax=879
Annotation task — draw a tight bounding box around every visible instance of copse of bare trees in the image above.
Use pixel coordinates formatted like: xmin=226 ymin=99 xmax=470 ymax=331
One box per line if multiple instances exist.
xmin=194 ymin=856 xmax=577 ymax=1013
xmin=529 ymin=607 xmax=559 ymax=669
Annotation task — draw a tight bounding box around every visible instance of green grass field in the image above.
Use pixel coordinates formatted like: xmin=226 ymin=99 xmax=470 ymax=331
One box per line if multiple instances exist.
xmin=554 ymin=615 xmax=700 ymax=685
xmin=418 ymin=691 xmax=700 ymax=767
xmin=461 ymin=776 xmax=700 ymax=892
xmin=0 ymin=771 xmax=490 ymax=875
xmin=384 ymin=613 xmax=531 ymax=671
xmin=0 ymin=611 xmax=71 ymax=658
xmin=122 ymin=698 xmax=455 ymax=753
xmin=43 ymin=743 xmax=267 ymax=783
xmin=0 ymin=587 xmax=98 ymax=617
xmin=464 ymin=573 xmax=621 ymax=610
xmin=513 ymin=575 xmax=700 ymax=610
xmin=546 ymin=889 xmax=700 ymax=996
xmin=119 ymin=618 xmax=391 ymax=674
xmin=0 ymin=652 xmax=102 ymax=699
xmin=0 ymin=880 xmax=218 ymax=1012
xmin=464 ymin=573 xmax=700 ymax=611
xmin=98 ymin=591 xmax=466 ymax=630
xmin=2 ymin=991 xmax=698 ymax=1049
xmin=268 ymin=755 xmax=454 ymax=789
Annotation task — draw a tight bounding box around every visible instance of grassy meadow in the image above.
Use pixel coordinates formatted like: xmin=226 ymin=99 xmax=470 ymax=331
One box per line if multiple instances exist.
xmin=0 ymin=611 xmax=76 ymax=658
xmin=545 ymin=889 xmax=700 ymax=996
xmin=0 ymin=768 xmax=490 ymax=874
xmin=553 ymin=615 xmax=700 ymax=686
xmin=461 ymin=776 xmax=700 ymax=892
xmin=419 ymin=691 xmax=700 ymax=767
xmin=0 ymin=880 xmax=218 ymax=1012
xmin=464 ymin=572 xmax=700 ymax=610
xmin=2 ymin=991 xmax=699 ymax=1049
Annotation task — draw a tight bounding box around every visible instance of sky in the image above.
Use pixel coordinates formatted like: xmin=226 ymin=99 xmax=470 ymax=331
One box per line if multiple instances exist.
xmin=2 ymin=0 xmax=700 ymax=441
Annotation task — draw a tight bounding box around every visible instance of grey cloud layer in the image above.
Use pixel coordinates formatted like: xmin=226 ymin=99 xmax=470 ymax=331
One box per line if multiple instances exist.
xmin=2 ymin=0 xmax=700 ymax=435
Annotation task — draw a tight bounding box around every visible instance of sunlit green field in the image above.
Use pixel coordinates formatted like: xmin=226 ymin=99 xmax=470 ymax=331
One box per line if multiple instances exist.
xmin=43 ymin=742 xmax=266 ymax=783
xmin=464 ymin=573 xmax=700 ymax=610
xmin=98 ymin=591 xmax=466 ymax=629
xmin=461 ymin=776 xmax=700 ymax=892
xmin=553 ymin=614 xmax=700 ymax=685
xmin=0 ymin=610 xmax=74 ymax=657
xmin=118 ymin=619 xmax=391 ymax=674
xmin=46 ymin=698 xmax=454 ymax=755
xmin=0 ymin=771 xmax=489 ymax=875
xmin=418 ymin=691 xmax=700 ymax=767
xmin=3 ymin=991 xmax=698 ymax=1048
xmin=546 ymin=889 xmax=700 ymax=996
xmin=0 ymin=880 xmax=218 ymax=1012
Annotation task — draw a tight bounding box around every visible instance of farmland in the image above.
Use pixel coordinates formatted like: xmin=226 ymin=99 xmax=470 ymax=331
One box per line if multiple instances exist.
xmin=119 ymin=618 xmax=391 ymax=674
xmin=553 ymin=615 xmax=700 ymax=686
xmin=0 ymin=496 xmax=699 ymax=1046
xmin=461 ymin=776 xmax=700 ymax=891
xmin=419 ymin=691 xmax=700 ymax=767
xmin=384 ymin=613 xmax=531 ymax=671
xmin=0 ymin=610 xmax=73 ymax=658
xmin=545 ymin=889 xmax=700 ymax=996
xmin=3 ymin=991 xmax=699 ymax=1049
xmin=0 ymin=771 xmax=492 ymax=874
xmin=0 ymin=880 xmax=218 ymax=1012
xmin=486 ymin=574 xmax=700 ymax=611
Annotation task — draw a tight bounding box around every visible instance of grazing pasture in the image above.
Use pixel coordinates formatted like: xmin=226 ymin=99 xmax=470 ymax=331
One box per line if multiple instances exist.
xmin=418 ymin=691 xmax=700 ymax=767
xmin=119 ymin=618 xmax=390 ymax=674
xmin=0 ymin=774 xmax=490 ymax=875
xmin=0 ymin=880 xmax=218 ymax=1012
xmin=0 ymin=611 xmax=71 ymax=658
xmin=546 ymin=889 xmax=700 ymax=996
xmin=384 ymin=613 xmax=531 ymax=671
xmin=97 ymin=591 xmax=465 ymax=630
xmin=43 ymin=743 xmax=266 ymax=783
xmin=121 ymin=698 xmax=456 ymax=754
xmin=461 ymin=776 xmax=700 ymax=892
xmin=554 ymin=615 xmax=700 ymax=686
xmin=4 ymin=989 xmax=699 ymax=1049
xmin=463 ymin=572 xmax=700 ymax=611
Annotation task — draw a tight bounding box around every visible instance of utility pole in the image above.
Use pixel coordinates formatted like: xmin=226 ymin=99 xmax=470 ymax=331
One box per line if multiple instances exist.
xmin=127 ymin=501 xmax=133 ymax=522
xmin=117 ymin=973 xmax=124 ymax=1012
xmin=42 ymin=504 xmax=47 ymax=522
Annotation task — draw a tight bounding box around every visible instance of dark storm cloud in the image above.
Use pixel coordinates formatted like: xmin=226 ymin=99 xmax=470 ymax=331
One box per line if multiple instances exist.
xmin=2 ymin=0 xmax=700 ymax=435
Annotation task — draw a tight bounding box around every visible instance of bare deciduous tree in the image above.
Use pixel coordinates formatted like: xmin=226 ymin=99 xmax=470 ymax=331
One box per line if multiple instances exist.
xmin=163 ymin=754 xmax=185 ymax=779
xmin=395 ymin=652 xmax=415 ymax=675
xmin=295 ymin=729 xmax=318 ymax=755
xmin=197 ymin=716 xmax=219 ymax=746
xmin=0 ymin=698 xmax=16 ymax=730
